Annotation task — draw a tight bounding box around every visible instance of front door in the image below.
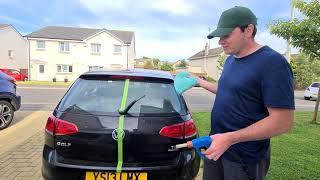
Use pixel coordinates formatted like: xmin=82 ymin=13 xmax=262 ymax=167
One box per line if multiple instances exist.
xmin=37 ymin=64 xmax=47 ymax=81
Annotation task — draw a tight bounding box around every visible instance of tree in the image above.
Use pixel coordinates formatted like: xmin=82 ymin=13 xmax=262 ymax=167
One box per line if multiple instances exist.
xmin=152 ymin=58 xmax=160 ymax=69
xmin=269 ymin=0 xmax=320 ymax=123
xmin=289 ymin=57 xmax=297 ymax=80
xmin=292 ymin=53 xmax=320 ymax=89
xmin=217 ymin=54 xmax=227 ymax=71
xmin=160 ymin=62 xmax=174 ymax=71
xmin=143 ymin=60 xmax=154 ymax=69
xmin=177 ymin=60 xmax=187 ymax=67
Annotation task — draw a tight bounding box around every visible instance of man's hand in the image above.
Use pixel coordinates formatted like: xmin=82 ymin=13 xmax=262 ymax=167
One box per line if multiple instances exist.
xmin=203 ymin=108 xmax=294 ymax=161
xmin=203 ymin=133 xmax=234 ymax=161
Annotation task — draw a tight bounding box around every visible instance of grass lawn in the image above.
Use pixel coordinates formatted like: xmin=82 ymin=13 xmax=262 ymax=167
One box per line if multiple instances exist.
xmin=17 ymin=81 xmax=72 ymax=86
xmin=192 ymin=112 xmax=320 ymax=180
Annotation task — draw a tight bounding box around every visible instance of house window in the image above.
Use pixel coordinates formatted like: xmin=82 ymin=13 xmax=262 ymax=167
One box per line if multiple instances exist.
xmin=91 ymin=43 xmax=101 ymax=54
xmin=37 ymin=41 xmax=45 ymax=49
xmin=89 ymin=66 xmax=104 ymax=71
xmin=57 ymin=64 xmax=72 ymax=73
xmin=8 ymin=50 xmax=13 ymax=59
xmin=39 ymin=65 xmax=44 ymax=73
xmin=114 ymin=45 xmax=122 ymax=54
xmin=59 ymin=42 xmax=70 ymax=52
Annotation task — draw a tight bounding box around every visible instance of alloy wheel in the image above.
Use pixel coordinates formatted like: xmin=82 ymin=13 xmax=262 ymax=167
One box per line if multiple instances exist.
xmin=0 ymin=103 xmax=13 ymax=129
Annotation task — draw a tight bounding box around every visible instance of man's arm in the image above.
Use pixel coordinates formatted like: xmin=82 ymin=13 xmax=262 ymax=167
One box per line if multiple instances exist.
xmin=203 ymin=108 xmax=294 ymax=160
xmin=197 ymin=78 xmax=218 ymax=94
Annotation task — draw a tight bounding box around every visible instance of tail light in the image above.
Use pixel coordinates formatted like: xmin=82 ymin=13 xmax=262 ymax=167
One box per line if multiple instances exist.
xmin=45 ymin=115 xmax=79 ymax=136
xmin=159 ymin=119 xmax=197 ymax=139
xmin=184 ymin=120 xmax=197 ymax=138
xmin=45 ymin=115 xmax=55 ymax=135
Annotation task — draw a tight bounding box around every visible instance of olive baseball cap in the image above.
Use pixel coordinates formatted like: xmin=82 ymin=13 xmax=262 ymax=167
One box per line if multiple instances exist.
xmin=207 ymin=6 xmax=257 ymax=39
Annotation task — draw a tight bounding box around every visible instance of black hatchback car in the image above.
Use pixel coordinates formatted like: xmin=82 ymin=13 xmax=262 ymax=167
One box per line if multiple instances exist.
xmin=0 ymin=71 xmax=21 ymax=130
xmin=42 ymin=69 xmax=200 ymax=180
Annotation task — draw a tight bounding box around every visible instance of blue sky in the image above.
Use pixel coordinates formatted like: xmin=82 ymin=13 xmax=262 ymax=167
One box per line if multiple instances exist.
xmin=0 ymin=0 xmax=296 ymax=61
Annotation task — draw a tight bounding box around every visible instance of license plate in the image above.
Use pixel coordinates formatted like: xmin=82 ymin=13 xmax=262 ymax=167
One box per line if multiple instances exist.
xmin=85 ymin=172 xmax=147 ymax=180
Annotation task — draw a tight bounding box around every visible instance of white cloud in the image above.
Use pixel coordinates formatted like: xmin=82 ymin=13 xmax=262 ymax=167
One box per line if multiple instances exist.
xmin=79 ymin=0 xmax=129 ymax=14
xmin=256 ymin=30 xmax=289 ymax=54
xmin=135 ymin=37 xmax=206 ymax=61
xmin=77 ymin=0 xmax=298 ymax=60
xmin=79 ymin=0 xmax=194 ymax=16
xmin=133 ymin=25 xmax=210 ymax=61
xmin=0 ymin=15 xmax=38 ymax=28
xmin=150 ymin=0 xmax=194 ymax=15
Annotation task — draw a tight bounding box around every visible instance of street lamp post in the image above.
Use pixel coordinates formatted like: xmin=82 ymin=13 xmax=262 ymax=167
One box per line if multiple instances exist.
xmin=286 ymin=0 xmax=295 ymax=63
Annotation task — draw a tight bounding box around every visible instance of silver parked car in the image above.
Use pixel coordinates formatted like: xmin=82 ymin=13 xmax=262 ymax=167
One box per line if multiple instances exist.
xmin=304 ymin=82 xmax=320 ymax=100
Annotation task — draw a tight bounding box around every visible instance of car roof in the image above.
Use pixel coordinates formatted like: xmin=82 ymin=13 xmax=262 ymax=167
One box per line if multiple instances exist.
xmin=0 ymin=71 xmax=12 ymax=80
xmin=81 ymin=68 xmax=174 ymax=80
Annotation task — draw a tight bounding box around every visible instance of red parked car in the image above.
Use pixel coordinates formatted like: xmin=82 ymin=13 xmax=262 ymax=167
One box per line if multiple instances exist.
xmin=0 ymin=69 xmax=28 ymax=81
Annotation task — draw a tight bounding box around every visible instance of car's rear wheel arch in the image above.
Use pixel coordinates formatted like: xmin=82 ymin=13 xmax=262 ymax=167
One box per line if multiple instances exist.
xmin=0 ymin=97 xmax=17 ymax=111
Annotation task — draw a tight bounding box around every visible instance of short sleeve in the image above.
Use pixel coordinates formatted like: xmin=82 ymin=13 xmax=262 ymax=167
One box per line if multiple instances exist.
xmin=261 ymin=55 xmax=295 ymax=109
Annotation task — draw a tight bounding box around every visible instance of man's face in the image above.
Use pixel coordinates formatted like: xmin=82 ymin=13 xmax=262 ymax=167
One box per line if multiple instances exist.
xmin=218 ymin=27 xmax=246 ymax=55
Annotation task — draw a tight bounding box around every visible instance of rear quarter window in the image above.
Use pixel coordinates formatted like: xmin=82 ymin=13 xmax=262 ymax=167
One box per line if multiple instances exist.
xmin=57 ymin=78 xmax=187 ymax=116
xmin=311 ymin=83 xmax=320 ymax=88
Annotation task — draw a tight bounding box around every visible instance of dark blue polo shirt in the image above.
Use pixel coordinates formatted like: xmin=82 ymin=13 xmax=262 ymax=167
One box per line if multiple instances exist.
xmin=211 ymin=46 xmax=295 ymax=164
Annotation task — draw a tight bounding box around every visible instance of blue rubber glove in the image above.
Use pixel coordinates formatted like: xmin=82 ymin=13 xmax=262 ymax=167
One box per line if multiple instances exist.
xmin=174 ymin=72 xmax=198 ymax=94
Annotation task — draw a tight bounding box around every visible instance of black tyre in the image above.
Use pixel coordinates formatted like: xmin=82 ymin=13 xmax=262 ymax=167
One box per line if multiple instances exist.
xmin=304 ymin=97 xmax=311 ymax=100
xmin=0 ymin=100 xmax=14 ymax=130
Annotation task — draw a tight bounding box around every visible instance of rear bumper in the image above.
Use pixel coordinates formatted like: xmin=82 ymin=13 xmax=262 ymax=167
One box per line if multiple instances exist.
xmin=42 ymin=146 xmax=200 ymax=180
xmin=304 ymin=91 xmax=319 ymax=99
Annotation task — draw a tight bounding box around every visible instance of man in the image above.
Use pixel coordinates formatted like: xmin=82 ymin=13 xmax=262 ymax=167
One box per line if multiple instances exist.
xmin=197 ymin=6 xmax=295 ymax=180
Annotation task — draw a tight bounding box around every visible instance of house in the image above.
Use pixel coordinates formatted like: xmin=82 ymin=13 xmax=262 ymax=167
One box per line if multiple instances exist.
xmin=171 ymin=60 xmax=188 ymax=74
xmin=188 ymin=43 xmax=223 ymax=80
xmin=172 ymin=60 xmax=188 ymax=69
xmin=282 ymin=53 xmax=299 ymax=62
xmin=134 ymin=57 xmax=151 ymax=68
xmin=0 ymin=24 xmax=28 ymax=76
xmin=25 ymin=26 xmax=135 ymax=81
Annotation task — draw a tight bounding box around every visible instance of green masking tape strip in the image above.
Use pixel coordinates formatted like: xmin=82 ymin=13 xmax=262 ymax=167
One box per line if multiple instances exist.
xmin=117 ymin=79 xmax=129 ymax=172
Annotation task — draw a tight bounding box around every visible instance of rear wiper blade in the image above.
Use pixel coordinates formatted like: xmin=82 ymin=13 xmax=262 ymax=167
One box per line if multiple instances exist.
xmin=119 ymin=95 xmax=145 ymax=115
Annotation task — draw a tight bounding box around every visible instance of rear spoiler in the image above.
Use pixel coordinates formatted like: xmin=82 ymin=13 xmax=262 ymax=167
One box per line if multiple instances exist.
xmin=79 ymin=74 xmax=173 ymax=83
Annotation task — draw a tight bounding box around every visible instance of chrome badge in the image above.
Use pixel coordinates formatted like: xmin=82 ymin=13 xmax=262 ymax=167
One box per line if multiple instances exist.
xmin=112 ymin=128 xmax=125 ymax=141
xmin=56 ymin=142 xmax=71 ymax=147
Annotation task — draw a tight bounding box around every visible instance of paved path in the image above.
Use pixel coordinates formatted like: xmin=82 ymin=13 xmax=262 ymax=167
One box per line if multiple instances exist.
xmin=0 ymin=111 xmax=50 ymax=180
xmin=0 ymin=132 xmax=43 ymax=180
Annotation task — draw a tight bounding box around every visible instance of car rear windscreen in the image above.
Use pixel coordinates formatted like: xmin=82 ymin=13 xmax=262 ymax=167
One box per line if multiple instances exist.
xmin=57 ymin=78 xmax=187 ymax=116
xmin=311 ymin=83 xmax=320 ymax=88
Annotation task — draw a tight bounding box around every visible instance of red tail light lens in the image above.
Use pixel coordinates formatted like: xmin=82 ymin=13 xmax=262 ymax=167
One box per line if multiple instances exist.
xmin=45 ymin=115 xmax=55 ymax=135
xmin=184 ymin=120 xmax=197 ymax=138
xmin=45 ymin=115 xmax=79 ymax=136
xmin=159 ymin=119 xmax=197 ymax=139
xmin=55 ymin=119 xmax=79 ymax=135
xmin=159 ymin=122 xmax=184 ymax=139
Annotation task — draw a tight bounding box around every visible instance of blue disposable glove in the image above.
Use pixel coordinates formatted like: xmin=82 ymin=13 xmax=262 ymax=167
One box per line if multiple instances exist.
xmin=174 ymin=72 xmax=198 ymax=94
